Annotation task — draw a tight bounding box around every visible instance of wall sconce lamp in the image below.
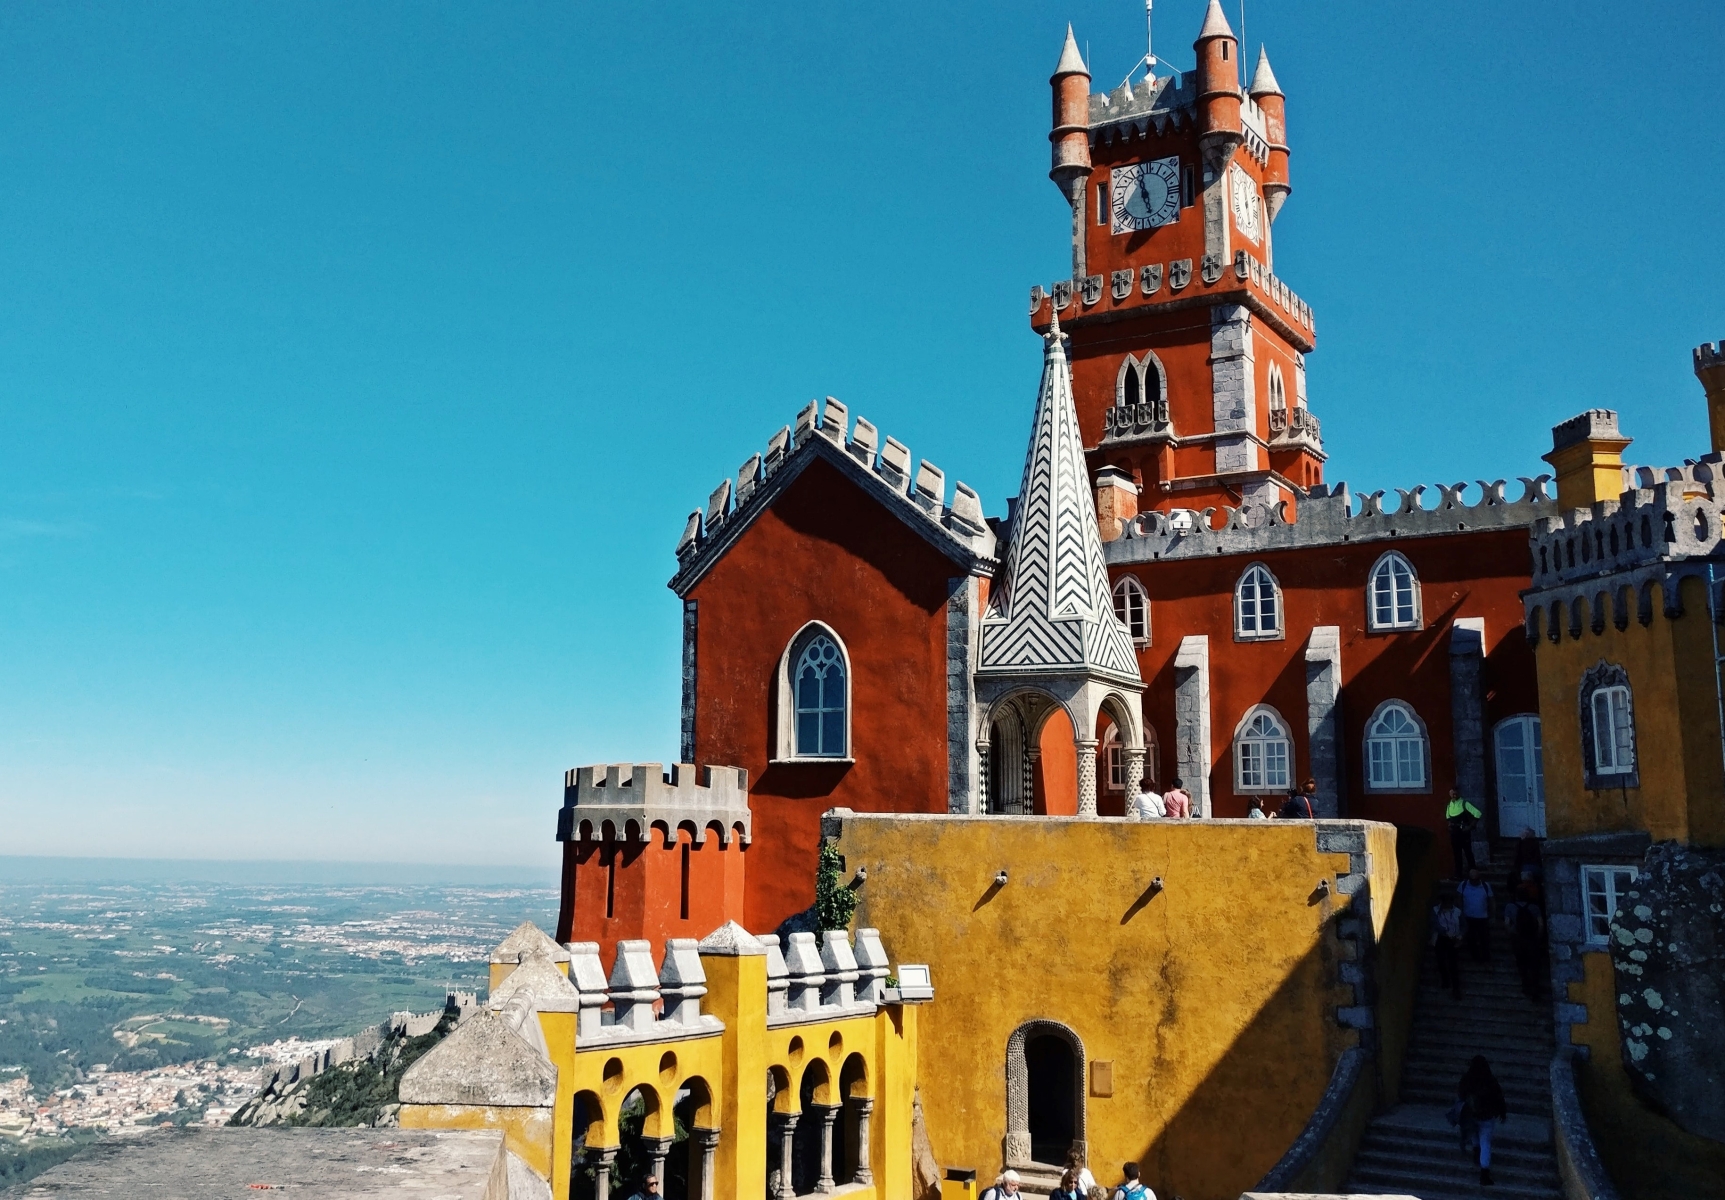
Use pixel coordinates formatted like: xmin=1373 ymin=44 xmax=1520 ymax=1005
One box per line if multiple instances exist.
xmin=994 ymin=869 xmax=1009 ymax=888
xmin=1149 ymin=876 xmax=1165 ymax=894
xmin=1315 ymin=878 xmax=1332 ymax=898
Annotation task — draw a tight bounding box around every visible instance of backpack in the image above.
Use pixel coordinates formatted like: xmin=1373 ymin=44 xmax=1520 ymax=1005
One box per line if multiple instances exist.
xmin=1279 ymin=794 xmax=1312 ymax=820
xmin=1114 ymin=1184 xmax=1149 ymax=1200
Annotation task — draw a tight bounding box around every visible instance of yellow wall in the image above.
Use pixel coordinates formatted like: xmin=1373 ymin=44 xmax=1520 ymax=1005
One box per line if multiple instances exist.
xmin=833 ymin=815 xmax=1399 ymax=1200
xmin=398 ymin=1103 xmax=556 ymax=1179
xmin=1565 ymin=951 xmax=1725 ymax=1198
xmin=1536 ymin=576 xmax=1725 ymax=846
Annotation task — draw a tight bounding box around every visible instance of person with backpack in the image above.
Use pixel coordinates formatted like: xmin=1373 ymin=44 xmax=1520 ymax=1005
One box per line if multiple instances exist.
xmin=1430 ymin=890 xmax=1464 ymax=1000
xmin=1454 ymin=1056 xmax=1509 ymax=1186
xmin=1504 ymin=880 xmax=1547 ymax=998
xmin=1112 ymin=1161 xmax=1155 ymax=1200
xmin=1444 ymin=788 xmax=1483 ymax=879
xmin=1457 ymin=868 xmax=1495 ymax=963
xmin=979 ymin=1170 xmax=1021 ymax=1200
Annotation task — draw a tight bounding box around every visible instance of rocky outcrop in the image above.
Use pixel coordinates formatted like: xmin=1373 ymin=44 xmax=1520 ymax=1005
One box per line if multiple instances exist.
xmin=1608 ymin=842 xmax=1725 ymax=1143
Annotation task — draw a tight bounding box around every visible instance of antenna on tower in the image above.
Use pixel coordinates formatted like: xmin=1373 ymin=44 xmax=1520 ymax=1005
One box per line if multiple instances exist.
xmin=1145 ymin=0 xmax=1156 ymax=75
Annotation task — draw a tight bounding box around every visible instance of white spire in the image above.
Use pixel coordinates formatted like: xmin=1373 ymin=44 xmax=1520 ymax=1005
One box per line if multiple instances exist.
xmin=1197 ymin=0 xmax=1235 ymax=41
xmin=979 ymin=312 xmax=1139 ymax=684
xmin=1250 ymin=46 xmax=1282 ymax=96
xmin=1053 ymin=24 xmax=1088 ymax=77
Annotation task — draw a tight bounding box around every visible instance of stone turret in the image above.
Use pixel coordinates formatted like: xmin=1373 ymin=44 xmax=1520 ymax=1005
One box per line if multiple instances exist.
xmin=1194 ymin=0 xmax=1243 ymax=170
xmin=1249 ymin=48 xmax=1290 ymax=222
xmin=1049 ymin=25 xmax=1094 ymax=277
xmin=1694 ymin=340 xmax=1725 ymax=453
xmin=1543 ymin=410 xmax=1632 ymax=512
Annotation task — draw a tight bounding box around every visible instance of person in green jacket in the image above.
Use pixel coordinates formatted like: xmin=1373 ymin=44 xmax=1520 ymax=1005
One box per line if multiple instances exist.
xmin=1445 ymin=788 xmax=1483 ymax=879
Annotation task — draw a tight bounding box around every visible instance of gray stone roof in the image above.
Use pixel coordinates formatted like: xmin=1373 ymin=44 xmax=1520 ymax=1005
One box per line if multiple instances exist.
xmin=1054 ymin=24 xmax=1087 ymax=77
xmin=490 ymin=920 xmax=569 ymax=966
xmin=1198 ymin=0 xmax=1235 ymax=41
xmin=1250 ymin=47 xmax=1282 ymax=97
xmin=398 ymin=1009 xmax=556 ymax=1108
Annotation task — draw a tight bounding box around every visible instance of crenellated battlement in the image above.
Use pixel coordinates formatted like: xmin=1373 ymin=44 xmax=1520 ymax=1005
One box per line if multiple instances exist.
xmin=1104 ymin=475 xmax=1555 ymax=566
xmin=556 ymin=762 xmax=751 ymax=848
xmin=1527 ymin=456 xmax=1725 ymax=585
xmin=1695 ymin=340 xmax=1725 ymax=376
xmin=670 ymin=397 xmax=996 ymax=596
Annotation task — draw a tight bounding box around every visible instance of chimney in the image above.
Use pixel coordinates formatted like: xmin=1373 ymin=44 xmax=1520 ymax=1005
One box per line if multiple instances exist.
xmin=1094 ymin=466 xmax=1139 ymax=542
xmin=1694 ymin=340 xmax=1725 ymax=454
xmin=1543 ymin=410 xmax=1631 ymax=512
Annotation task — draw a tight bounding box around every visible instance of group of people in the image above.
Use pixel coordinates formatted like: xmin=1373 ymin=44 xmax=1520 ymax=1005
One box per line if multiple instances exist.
xmin=1430 ymin=825 xmax=1548 ymax=1001
xmin=982 ymin=1154 xmax=1153 ymax=1200
xmin=1132 ymin=776 xmax=1193 ymax=819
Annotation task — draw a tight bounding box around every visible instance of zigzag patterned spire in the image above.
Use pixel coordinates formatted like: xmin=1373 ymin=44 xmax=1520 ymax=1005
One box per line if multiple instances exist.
xmin=980 ymin=316 xmax=1141 ymax=683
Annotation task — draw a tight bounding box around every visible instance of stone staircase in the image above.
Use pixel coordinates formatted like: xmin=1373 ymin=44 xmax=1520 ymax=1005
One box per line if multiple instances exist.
xmin=1343 ymin=842 xmax=1564 ymax=1200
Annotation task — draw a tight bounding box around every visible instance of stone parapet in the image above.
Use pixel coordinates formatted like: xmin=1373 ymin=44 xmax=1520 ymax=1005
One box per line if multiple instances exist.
xmin=556 ymin=761 xmax=751 ymax=848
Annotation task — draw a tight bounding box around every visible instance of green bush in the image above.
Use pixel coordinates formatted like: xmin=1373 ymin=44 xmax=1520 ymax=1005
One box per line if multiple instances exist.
xmin=813 ymin=840 xmax=858 ymax=934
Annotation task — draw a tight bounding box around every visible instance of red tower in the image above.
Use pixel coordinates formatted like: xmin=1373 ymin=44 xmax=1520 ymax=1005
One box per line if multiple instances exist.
xmin=1035 ymin=2 xmax=1324 ymax=519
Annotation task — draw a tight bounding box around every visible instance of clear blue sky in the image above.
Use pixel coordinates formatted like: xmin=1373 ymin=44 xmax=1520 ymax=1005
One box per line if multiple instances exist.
xmin=2 ymin=2 xmax=1719 ymax=868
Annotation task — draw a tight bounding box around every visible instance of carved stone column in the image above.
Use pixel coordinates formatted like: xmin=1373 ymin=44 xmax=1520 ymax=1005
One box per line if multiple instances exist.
xmin=772 ymin=1112 xmax=799 ymax=1200
xmin=693 ymin=1128 xmax=720 ymax=1200
xmin=588 ymin=1147 xmax=618 ymax=1200
xmin=1123 ymin=747 xmax=1146 ymax=804
xmin=851 ymin=1097 xmax=875 ymax=1185
xmin=1024 ymin=747 xmax=1040 ymax=817
xmin=978 ymin=743 xmax=991 ymax=814
xmin=814 ymin=1103 xmax=840 ymax=1193
xmin=643 ymin=1137 xmax=675 ymax=1192
xmin=1076 ymin=738 xmax=1099 ymax=816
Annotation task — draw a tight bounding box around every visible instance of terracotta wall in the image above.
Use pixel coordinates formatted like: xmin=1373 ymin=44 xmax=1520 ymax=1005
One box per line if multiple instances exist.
xmin=689 ymin=457 xmax=961 ymax=933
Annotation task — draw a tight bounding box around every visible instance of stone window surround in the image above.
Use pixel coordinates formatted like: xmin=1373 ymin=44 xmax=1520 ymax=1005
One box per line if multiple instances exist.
xmin=1233 ymin=703 xmax=1295 ymax=794
xmin=1578 ymin=660 xmax=1638 ymax=790
xmin=1114 ymin=350 xmax=1169 ymax=414
xmin=1234 ymin=561 xmax=1285 ymax=642
xmin=772 ymin=621 xmax=856 ymax=765
xmin=1581 ymin=864 xmax=1640 ymax=946
xmin=1003 ymin=1019 xmax=1086 ymax=1172
xmin=1111 ymin=574 xmax=1150 ymax=645
xmin=1365 ymin=549 xmax=1423 ymax=632
xmin=1362 ymin=698 xmax=1431 ymax=794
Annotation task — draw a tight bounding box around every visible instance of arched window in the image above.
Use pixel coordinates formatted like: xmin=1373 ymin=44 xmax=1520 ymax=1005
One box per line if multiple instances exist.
xmin=1101 ymin=722 xmax=1124 ymax=793
xmin=1367 ymin=551 xmax=1421 ymax=630
xmin=776 ymin=624 xmax=852 ymax=761
xmin=1235 ymin=563 xmax=1282 ymax=640
xmin=1142 ymin=355 xmax=1165 ymax=420
xmin=1122 ymin=358 xmax=1141 ymax=408
xmin=1364 ymin=701 xmax=1428 ymax=791
xmin=1267 ymin=365 xmax=1287 ymax=411
xmin=1580 ymin=661 xmax=1636 ymax=788
xmin=1112 ymin=576 xmax=1149 ymax=644
xmin=1234 ymin=707 xmax=1292 ymax=792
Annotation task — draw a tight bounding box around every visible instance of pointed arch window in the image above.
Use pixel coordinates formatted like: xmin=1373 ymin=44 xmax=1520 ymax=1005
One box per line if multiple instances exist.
xmin=1234 ymin=706 xmax=1292 ymax=792
xmin=1364 ymin=700 xmax=1429 ymax=791
xmin=1267 ymin=365 xmax=1287 ymax=412
xmin=1367 ymin=551 xmax=1422 ymax=631
xmin=1235 ymin=563 xmax=1283 ymax=640
xmin=774 ymin=624 xmax=853 ymax=762
xmin=1580 ymin=661 xmax=1636 ymax=788
xmin=1112 ymin=575 xmax=1150 ymax=645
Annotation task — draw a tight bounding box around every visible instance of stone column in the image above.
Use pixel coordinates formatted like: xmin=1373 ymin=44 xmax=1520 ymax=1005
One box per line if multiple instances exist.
xmin=1173 ymin=636 xmax=1213 ymax=816
xmin=1123 ymin=747 xmax=1146 ymax=804
xmin=694 ymin=1128 xmax=720 ymax=1200
xmin=814 ymin=1104 xmax=840 ymax=1193
xmin=644 ymin=1137 xmax=675 ymax=1191
xmin=851 ymin=1098 xmax=874 ymax=1185
xmin=1025 ymin=747 xmax=1041 ymax=817
xmin=772 ymin=1113 xmax=799 ymax=1200
xmin=1076 ymin=738 xmax=1099 ymax=816
xmin=1449 ymin=618 xmax=1491 ymax=857
xmin=946 ymin=576 xmax=982 ymax=814
xmin=1305 ymin=626 xmax=1344 ymax=817
xmin=978 ymin=743 xmax=991 ymax=815
xmin=589 ymin=1147 xmax=618 ymax=1200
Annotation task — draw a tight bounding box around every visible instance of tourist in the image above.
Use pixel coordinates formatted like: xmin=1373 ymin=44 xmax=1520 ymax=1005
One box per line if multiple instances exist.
xmin=1278 ymin=779 xmax=1317 ymax=820
xmin=1504 ymin=881 xmax=1547 ymax=999
xmin=1457 ymin=868 xmax=1494 ymax=962
xmin=622 ymin=1174 xmax=659 ymax=1200
xmin=1431 ymin=890 xmax=1464 ymax=1000
xmin=1511 ymin=827 xmax=1543 ymax=892
xmin=1063 ymin=1149 xmax=1097 ymax=1194
xmin=1134 ymin=777 xmax=1166 ymax=820
xmin=1163 ymin=777 xmax=1192 ymax=819
xmin=1246 ymin=796 xmax=1268 ymax=819
xmin=1444 ymin=788 xmax=1483 ymax=879
xmin=1455 ymin=1055 xmax=1508 ymax=1186
xmin=980 ymin=1169 xmax=1021 ymax=1200
xmin=1049 ymin=1168 xmax=1085 ymax=1200
xmin=1112 ymin=1161 xmax=1154 ymax=1200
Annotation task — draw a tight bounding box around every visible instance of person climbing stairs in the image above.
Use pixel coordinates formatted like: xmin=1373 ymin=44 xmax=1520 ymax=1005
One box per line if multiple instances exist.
xmin=1342 ymin=840 xmax=1566 ymax=1199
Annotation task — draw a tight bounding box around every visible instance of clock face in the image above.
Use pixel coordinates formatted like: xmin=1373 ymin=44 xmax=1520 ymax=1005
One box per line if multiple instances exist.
xmin=1231 ymin=168 xmax=1263 ymax=244
xmin=1111 ymin=156 xmax=1181 ymax=234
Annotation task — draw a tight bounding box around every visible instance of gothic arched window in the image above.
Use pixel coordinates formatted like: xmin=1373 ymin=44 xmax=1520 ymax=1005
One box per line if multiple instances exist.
xmin=1367 ymin=551 xmax=1421 ymax=631
xmin=1112 ymin=575 xmax=1150 ymax=644
xmin=1364 ymin=701 xmax=1429 ymax=791
xmin=1235 ymin=563 xmax=1282 ymax=640
xmin=1580 ymin=661 xmax=1636 ymax=789
xmin=1234 ymin=707 xmax=1292 ymax=792
xmin=776 ymin=624 xmax=852 ymax=761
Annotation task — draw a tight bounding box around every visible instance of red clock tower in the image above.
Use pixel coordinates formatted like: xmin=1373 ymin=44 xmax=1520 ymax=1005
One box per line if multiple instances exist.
xmin=1037 ymin=0 xmax=1323 ymax=520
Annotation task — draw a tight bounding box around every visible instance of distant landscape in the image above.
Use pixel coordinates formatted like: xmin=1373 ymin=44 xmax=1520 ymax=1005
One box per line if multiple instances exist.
xmin=0 ymin=856 xmax=557 ymax=1176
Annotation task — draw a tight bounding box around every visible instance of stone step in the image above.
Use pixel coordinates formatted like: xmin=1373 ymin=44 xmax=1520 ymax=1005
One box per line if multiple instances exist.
xmin=1356 ymin=1130 xmax=1558 ymax=1168
xmin=1353 ymin=1149 xmax=1561 ymax=1192
xmin=1345 ymin=1166 xmax=1564 ymax=1200
xmin=1356 ymin=1137 xmax=1558 ymax=1175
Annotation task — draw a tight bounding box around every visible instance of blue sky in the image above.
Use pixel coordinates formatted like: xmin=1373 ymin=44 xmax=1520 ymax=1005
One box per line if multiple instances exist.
xmin=2 ymin=2 xmax=1720 ymax=868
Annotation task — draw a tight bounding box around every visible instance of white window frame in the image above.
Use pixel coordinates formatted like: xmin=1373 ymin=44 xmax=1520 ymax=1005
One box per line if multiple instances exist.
xmin=1235 ymin=563 xmax=1284 ymax=641
xmin=1366 ymin=550 xmax=1422 ymax=631
xmin=1234 ymin=705 xmax=1293 ymax=793
xmin=1581 ymin=864 xmax=1639 ymax=945
xmin=1101 ymin=723 xmax=1125 ymax=793
xmin=773 ymin=622 xmax=855 ymax=763
xmin=1590 ymin=685 xmax=1634 ymax=775
xmin=1363 ymin=700 xmax=1430 ymax=792
xmin=1112 ymin=575 xmax=1150 ymax=645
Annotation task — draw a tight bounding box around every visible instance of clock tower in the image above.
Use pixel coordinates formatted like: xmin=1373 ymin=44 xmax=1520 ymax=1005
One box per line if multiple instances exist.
xmin=1036 ymin=1 xmax=1323 ymax=519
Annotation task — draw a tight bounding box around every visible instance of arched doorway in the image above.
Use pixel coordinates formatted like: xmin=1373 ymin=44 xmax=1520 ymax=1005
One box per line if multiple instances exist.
xmin=1004 ymin=1020 xmax=1085 ymax=1171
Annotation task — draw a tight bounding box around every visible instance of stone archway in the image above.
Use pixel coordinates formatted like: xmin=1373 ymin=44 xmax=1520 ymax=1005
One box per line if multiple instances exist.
xmin=1004 ymin=1020 xmax=1086 ymax=1171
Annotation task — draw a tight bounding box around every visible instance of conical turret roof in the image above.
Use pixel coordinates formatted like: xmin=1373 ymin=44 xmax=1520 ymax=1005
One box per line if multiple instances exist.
xmin=979 ymin=315 xmax=1139 ymax=684
xmin=1250 ymin=47 xmax=1283 ymax=97
xmin=1053 ymin=24 xmax=1088 ymax=77
xmin=1197 ymin=0 xmax=1235 ymax=41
